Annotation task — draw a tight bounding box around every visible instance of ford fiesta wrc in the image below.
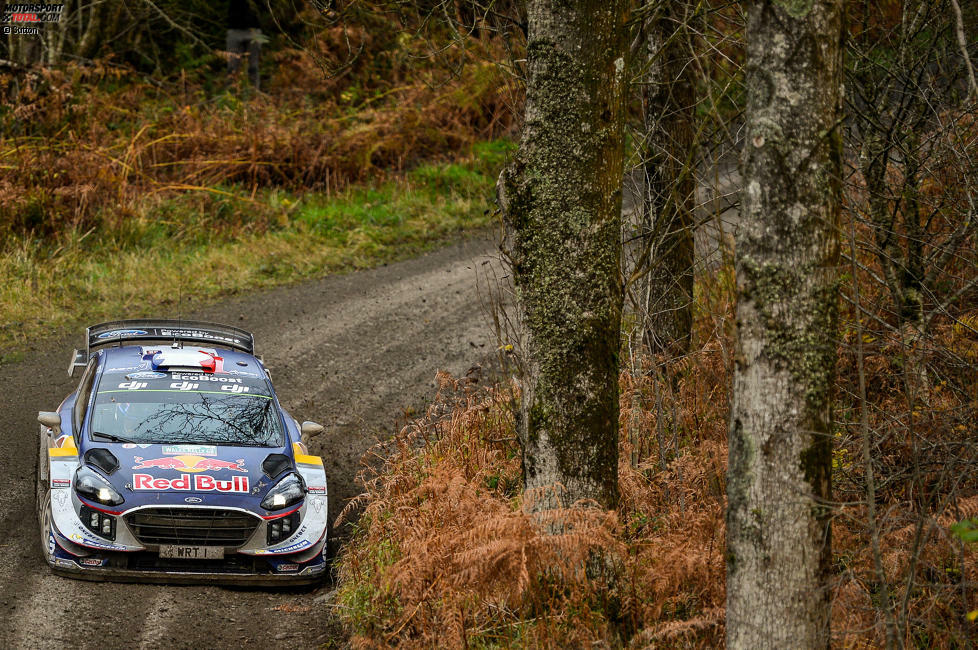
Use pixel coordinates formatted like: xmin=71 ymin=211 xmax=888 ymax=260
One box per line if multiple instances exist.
xmin=36 ymin=320 xmax=329 ymax=584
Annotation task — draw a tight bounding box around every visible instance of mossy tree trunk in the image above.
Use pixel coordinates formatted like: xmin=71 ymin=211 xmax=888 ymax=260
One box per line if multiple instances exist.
xmin=725 ymin=0 xmax=843 ymax=647
xmin=639 ymin=2 xmax=696 ymax=358
xmin=497 ymin=0 xmax=627 ymax=513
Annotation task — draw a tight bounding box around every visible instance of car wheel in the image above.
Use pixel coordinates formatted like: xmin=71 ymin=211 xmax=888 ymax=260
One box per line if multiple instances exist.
xmin=37 ymin=488 xmax=55 ymax=565
xmin=35 ymin=434 xmax=46 ymax=512
xmin=35 ymin=435 xmax=54 ymax=564
xmin=324 ymin=535 xmax=340 ymax=562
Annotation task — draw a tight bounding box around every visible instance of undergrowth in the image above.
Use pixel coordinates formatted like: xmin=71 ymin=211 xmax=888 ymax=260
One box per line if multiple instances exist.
xmin=334 ymin=284 xmax=733 ymax=649
xmin=0 ymin=7 xmax=514 ymax=235
xmin=334 ymin=239 xmax=978 ymax=647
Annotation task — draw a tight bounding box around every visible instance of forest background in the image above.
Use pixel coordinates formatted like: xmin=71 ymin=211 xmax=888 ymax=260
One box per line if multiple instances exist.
xmin=2 ymin=1 xmax=977 ymax=647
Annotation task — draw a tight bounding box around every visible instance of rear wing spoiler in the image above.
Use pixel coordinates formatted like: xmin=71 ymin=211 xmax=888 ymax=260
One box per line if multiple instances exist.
xmin=69 ymin=319 xmax=256 ymax=376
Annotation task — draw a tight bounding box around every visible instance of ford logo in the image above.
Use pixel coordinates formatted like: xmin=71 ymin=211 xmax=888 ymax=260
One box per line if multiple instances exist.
xmin=98 ymin=329 xmax=148 ymax=339
xmin=184 ymin=497 xmax=203 ymax=504
xmin=127 ymin=371 xmax=166 ymax=380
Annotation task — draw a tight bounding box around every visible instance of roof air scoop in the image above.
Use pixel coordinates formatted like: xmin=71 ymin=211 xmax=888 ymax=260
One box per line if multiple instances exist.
xmin=151 ymin=348 xmax=217 ymax=372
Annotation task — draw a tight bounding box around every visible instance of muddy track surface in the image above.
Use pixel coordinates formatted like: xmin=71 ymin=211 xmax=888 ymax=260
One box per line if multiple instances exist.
xmin=0 ymin=232 xmax=500 ymax=649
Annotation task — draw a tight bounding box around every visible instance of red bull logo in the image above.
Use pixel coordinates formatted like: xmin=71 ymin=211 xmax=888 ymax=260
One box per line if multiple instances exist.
xmin=132 ymin=455 xmax=247 ymax=473
xmin=133 ymin=473 xmax=250 ymax=493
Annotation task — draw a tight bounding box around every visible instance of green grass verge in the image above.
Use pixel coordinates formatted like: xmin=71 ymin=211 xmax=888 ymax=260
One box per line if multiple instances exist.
xmin=0 ymin=140 xmax=512 ymax=361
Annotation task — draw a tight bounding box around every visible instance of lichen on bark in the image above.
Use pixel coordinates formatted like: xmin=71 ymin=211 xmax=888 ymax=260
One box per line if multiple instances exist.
xmin=497 ymin=0 xmax=628 ymax=514
xmin=725 ymin=0 xmax=843 ymax=648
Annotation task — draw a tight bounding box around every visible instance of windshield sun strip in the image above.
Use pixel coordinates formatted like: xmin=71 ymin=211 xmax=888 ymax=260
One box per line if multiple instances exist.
xmin=97 ymin=389 xmax=273 ymax=399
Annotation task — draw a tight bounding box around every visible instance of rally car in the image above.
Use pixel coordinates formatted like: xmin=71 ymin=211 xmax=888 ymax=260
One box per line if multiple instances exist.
xmin=35 ymin=320 xmax=329 ymax=584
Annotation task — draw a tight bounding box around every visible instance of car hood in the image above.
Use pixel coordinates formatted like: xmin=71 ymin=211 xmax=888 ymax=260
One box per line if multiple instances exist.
xmin=83 ymin=442 xmax=294 ymax=514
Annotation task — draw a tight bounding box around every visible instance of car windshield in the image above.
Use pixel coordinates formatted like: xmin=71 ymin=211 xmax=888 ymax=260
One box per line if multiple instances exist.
xmin=89 ymin=371 xmax=285 ymax=447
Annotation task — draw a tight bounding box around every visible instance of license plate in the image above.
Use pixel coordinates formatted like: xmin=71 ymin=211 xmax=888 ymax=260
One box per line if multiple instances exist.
xmin=159 ymin=545 xmax=224 ymax=560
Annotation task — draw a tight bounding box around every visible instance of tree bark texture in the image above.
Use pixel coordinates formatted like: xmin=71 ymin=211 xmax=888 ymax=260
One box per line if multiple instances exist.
xmin=497 ymin=0 xmax=627 ymax=512
xmin=640 ymin=3 xmax=696 ymax=358
xmin=726 ymin=0 xmax=843 ymax=648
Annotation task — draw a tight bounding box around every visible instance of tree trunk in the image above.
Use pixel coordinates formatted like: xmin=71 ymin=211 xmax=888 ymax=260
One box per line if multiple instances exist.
xmin=497 ymin=0 xmax=627 ymax=513
xmin=726 ymin=0 xmax=843 ymax=648
xmin=75 ymin=0 xmax=106 ymax=61
xmin=640 ymin=2 xmax=696 ymax=358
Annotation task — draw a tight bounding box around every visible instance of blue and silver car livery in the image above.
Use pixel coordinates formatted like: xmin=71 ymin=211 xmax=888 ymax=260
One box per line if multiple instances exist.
xmin=36 ymin=320 xmax=329 ymax=585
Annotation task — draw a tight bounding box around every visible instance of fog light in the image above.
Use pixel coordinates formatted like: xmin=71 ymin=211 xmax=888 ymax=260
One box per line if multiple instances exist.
xmin=266 ymin=511 xmax=300 ymax=546
xmin=79 ymin=505 xmax=116 ymax=541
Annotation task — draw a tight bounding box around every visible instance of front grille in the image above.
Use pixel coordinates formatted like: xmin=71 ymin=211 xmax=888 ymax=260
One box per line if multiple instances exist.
xmin=125 ymin=507 xmax=260 ymax=547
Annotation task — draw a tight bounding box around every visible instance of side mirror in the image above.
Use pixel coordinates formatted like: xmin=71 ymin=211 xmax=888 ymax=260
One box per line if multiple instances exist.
xmin=300 ymin=421 xmax=324 ymax=437
xmin=38 ymin=411 xmax=62 ymax=436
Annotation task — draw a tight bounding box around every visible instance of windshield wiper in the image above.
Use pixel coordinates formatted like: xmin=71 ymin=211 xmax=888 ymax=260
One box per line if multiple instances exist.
xmin=91 ymin=431 xmax=141 ymax=444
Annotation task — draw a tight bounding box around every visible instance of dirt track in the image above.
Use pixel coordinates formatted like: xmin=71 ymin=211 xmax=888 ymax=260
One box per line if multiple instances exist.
xmin=0 ymin=232 xmax=499 ymax=649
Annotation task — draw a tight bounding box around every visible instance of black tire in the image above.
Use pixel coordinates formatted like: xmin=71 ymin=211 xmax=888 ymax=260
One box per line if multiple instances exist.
xmin=35 ymin=433 xmax=46 ymax=513
xmin=37 ymin=488 xmax=54 ymax=565
xmin=35 ymin=433 xmax=54 ymax=564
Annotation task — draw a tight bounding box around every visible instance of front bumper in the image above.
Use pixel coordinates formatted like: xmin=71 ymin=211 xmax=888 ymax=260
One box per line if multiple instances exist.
xmin=49 ymin=549 xmax=328 ymax=586
xmin=47 ymin=527 xmax=329 ymax=585
xmin=52 ymin=569 xmax=324 ymax=587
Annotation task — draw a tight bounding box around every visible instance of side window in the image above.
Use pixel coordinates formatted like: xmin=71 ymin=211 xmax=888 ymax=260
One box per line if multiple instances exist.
xmin=72 ymin=358 xmax=98 ymax=435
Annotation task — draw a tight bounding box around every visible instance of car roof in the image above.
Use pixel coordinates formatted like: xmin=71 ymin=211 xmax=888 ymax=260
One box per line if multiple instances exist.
xmin=97 ymin=344 xmax=267 ymax=380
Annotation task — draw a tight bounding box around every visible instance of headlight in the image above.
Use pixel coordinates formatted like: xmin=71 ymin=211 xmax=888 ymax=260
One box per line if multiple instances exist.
xmin=74 ymin=466 xmax=124 ymax=506
xmin=261 ymin=472 xmax=305 ymax=511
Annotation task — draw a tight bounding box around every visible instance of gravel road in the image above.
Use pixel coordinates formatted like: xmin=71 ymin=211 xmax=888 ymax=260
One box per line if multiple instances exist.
xmin=0 ymin=232 xmax=500 ymax=649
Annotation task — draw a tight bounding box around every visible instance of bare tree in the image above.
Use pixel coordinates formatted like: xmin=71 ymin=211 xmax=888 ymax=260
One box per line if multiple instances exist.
xmin=725 ymin=0 xmax=844 ymax=647
xmin=497 ymin=0 xmax=627 ymax=514
xmin=634 ymin=0 xmax=697 ymax=359
xmin=837 ymin=1 xmax=978 ymax=645
xmin=847 ymin=0 xmax=978 ymax=395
